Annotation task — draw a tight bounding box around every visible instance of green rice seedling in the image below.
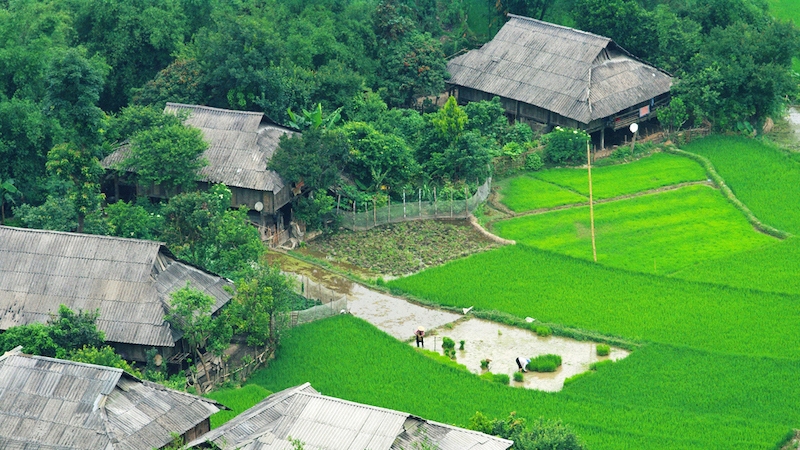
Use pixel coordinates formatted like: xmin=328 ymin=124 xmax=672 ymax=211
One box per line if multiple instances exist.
xmin=459 ymin=340 xmax=465 ymax=350
xmin=480 ymin=359 xmax=491 ymax=370
xmin=589 ymin=360 xmax=613 ymax=371
xmin=532 ymin=152 xmax=706 ymax=200
xmin=528 ymin=354 xmax=562 ymax=372
xmin=535 ymin=326 xmax=552 ymax=337
xmin=493 ymin=373 xmax=510 ymax=385
xmin=493 ymin=185 xmax=776 ymax=274
xmin=596 ymin=344 xmax=610 ymax=356
xmin=416 ymin=348 xmax=469 ymax=372
xmin=513 ymin=371 xmax=524 ymax=382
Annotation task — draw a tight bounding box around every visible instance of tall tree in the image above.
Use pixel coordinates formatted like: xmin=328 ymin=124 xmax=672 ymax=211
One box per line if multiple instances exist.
xmin=45 ymin=143 xmax=105 ymax=232
xmin=230 ymin=262 xmax=295 ymax=351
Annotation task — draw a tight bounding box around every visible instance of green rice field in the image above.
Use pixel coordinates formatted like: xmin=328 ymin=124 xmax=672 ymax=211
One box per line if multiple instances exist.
xmin=532 ymin=152 xmax=707 ymax=200
xmin=494 ymin=184 xmax=776 ymax=274
xmin=248 ymin=316 xmax=800 ymax=450
xmin=684 ymin=135 xmax=800 ymax=234
xmin=204 ymin=384 xmax=272 ymax=428
xmin=497 ymin=176 xmax=587 ymax=212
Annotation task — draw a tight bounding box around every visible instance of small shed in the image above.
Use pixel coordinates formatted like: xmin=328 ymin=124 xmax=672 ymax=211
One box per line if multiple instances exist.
xmin=447 ymin=14 xmax=672 ymax=147
xmin=0 ymin=348 xmax=223 ymax=449
xmin=186 ymin=382 xmax=514 ymax=450
xmin=103 ymin=103 xmax=295 ymax=226
xmin=0 ymin=226 xmax=233 ymax=363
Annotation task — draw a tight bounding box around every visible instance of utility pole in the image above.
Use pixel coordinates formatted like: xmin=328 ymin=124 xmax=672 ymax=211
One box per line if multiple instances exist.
xmin=629 ymin=122 xmax=639 ymax=156
xmin=587 ymin=140 xmax=597 ymax=262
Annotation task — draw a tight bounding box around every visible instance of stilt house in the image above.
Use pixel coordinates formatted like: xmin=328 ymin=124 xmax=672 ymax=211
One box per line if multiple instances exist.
xmin=446 ymin=15 xmax=672 ymax=148
xmin=103 ymin=103 xmax=295 ymax=229
xmin=0 ymin=226 xmax=233 ymax=364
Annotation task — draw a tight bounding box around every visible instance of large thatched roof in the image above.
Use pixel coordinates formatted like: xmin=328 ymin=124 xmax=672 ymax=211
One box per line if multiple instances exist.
xmin=0 ymin=349 xmax=221 ymax=450
xmin=103 ymin=103 xmax=293 ymax=193
xmin=187 ymin=383 xmax=513 ymax=450
xmin=0 ymin=226 xmax=232 ymax=348
xmin=447 ymin=15 xmax=672 ymax=124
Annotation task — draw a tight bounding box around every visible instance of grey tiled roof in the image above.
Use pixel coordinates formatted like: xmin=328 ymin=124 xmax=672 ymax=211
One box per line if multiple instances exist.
xmin=447 ymin=15 xmax=672 ymax=124
xmin=187 ymin=383 xmax=513 ymax=450
xmin=0 ymin=226 xmax=233 ymax=347
xmin=0 ymin=349 xmax=220 ymax=450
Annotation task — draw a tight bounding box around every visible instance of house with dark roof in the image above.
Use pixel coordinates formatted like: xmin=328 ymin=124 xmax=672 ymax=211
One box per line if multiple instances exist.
xmin=0 ymin=226 xmax=233 ymax=363
xmin=447 ymin=14 xmax=672 ymax=148
xmin=186 ymin=383 xmax=514 ymax=450
xmin=0 ymin=347 xmax=223 ymax=449
xmin=103 ymin=103 xmax=295 ymax=229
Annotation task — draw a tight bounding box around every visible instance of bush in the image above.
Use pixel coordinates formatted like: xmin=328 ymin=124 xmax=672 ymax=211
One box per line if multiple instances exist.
xmin=527 ymin=354 xmax=562 ymax=372
xmin=513 ymin=371 xmax=524 ymax=382
xmin=524 ymin=152 xmax=544 ymax=171
xmin=535 ymin=326 xmax=552 ymax=337
xmin=596 ymin=344 xmax=610 ymax=356
xmin=541 ymin=127 xmax=590 ymax=165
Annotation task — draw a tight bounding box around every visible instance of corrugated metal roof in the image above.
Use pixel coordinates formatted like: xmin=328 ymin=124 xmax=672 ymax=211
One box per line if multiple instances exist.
xmin=447 ymin=15 xmax=671 ymax=124
xmin=102 ymin=103 xmax=293 ymax=193
xmin=0 ymin=350 xmax=220 ymax=450
xmin=0 ymin=226 xmax=233 ymax=347
xmin=186 ymin=383 xmax=513 ymax=450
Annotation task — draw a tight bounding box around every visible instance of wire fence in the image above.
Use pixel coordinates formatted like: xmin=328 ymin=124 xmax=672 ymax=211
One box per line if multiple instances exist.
xmin=337 ymin=178 xmax=492 ymax=231
xmin=287 ymin=274 xmax=349 ymax=327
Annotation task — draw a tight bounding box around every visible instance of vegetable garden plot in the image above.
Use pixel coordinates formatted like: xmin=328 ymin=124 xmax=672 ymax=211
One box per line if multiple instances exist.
xmin=494 ymin=184 xmax=776 ymax=274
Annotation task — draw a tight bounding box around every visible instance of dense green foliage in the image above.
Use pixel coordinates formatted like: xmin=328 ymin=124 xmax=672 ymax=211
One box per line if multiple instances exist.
xmin=541 ymin=127 xmax=590 ymax=166
xmin=494 ymin=185 xmax=776 ymax=273
xmin=247 ymin=315 xmax=800 ymax=449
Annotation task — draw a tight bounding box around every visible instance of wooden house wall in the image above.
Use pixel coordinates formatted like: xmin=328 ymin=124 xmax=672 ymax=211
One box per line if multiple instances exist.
xmin=176 ymin=418 xmax=212 ymax=446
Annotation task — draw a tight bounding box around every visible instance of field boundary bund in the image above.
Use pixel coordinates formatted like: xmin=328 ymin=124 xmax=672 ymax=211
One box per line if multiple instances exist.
xmin=666 ymin=147 xmax=792 ymax=239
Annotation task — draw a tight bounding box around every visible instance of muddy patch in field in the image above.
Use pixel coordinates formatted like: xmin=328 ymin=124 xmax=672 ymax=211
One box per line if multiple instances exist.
xmin=419 ymin=318 xmax=629 ymax=392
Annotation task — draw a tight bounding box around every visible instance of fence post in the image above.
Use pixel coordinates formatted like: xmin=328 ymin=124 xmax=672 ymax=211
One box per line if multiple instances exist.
xmin=464 ymin=186 xmax=468 ymax=215
xmin=403 ymin=190 xmax=406 ymax=218
xmin=418 ymin=189 xmax=421 ymax=218
xmin=353 ymin=201 xmax=356 ymax=228
xmin=434 ymin=186 xmax=437 ymax=216
xmin=450 ymin=191 xmax=453 ymax=218
xmin=388 ymin=195 xmax=391 ymax=223
xmin=373 ymin=197 xmax=376 ymax=226
xmin=364 ymin=202 xmax=368 ymax=229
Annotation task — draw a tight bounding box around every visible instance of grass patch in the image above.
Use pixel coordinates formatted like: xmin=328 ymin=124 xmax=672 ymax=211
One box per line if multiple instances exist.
xmin=527 ymin=354 xmax=562 ymax=372
xmin=306 ymin=220 xmax=498 ymax=275
xmin=671 ymin=237 xmax=800 ymax=295
xmin=532 ymin=152 xmax=707 ymax=199
xmin=768 ymin=0 xmax=800 ymax=25
xmin=204 ymin=384 xmax=271 ymax=428
xmin=683 ymin=135 xmax=800 ymax=234
xmin=497 ymin=175 xmax=586 ymax=212
xmin=493 ymin=185 xmax=776 ymax=274
xmin=388 ymin=245 xmax=800 ymax=359
xmin=246 ymin=315 xmax=800 ymax=449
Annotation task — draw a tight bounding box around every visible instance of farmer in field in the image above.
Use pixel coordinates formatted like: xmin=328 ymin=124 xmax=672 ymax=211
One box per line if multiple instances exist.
xmin=415 ymin=326 xmax=425 ymax=347
xmin=516 ymin=356 xmax=530 ymax=373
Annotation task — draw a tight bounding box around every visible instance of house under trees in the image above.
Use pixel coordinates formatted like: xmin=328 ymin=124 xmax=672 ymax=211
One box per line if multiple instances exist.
xmin=0 ymin=226 xmax=233 ymax=364
xmin=446 ymin=14 xmax=672 ymax=149
xmin=103 ymin=103 xmax=295 ymax=235
xmin=0 ymin=348 xmax=222 ymax=449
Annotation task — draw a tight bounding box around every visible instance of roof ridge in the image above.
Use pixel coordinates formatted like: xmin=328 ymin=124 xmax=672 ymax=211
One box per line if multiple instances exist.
xmin=165 ymin=102 xmax=264 ymax=117
xmin=0 ymin=225 xmax=166 ymax=247
xmin=506 ymin=14 xmax=611 ymax=43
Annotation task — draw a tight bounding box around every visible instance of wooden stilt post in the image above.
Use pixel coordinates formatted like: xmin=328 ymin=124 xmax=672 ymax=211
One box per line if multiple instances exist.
xmin=587 ymin=140 xmax=597 ymax=263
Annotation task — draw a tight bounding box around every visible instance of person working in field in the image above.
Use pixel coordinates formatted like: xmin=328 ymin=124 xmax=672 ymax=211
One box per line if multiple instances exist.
xmin=516 ymin=356 xmax=530 ymax=373
xmin=415 ymin=326 xmax=425 ymax=347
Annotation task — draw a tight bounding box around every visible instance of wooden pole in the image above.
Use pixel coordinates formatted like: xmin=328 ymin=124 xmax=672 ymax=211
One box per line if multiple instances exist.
xmin=587 ymin=140 xmax=597 ymax=263
xmin=373 ymin=197 xmax=376 ymax=225
xmin=403 ymin=190 xmax=406 ymax=218
xmin=630 ymin=130 xmax=637 ymax=156
xmin=418 ymin=189 xmax=421 ymax=217
xmin=434 ymin=186 xmax=437 ymax=216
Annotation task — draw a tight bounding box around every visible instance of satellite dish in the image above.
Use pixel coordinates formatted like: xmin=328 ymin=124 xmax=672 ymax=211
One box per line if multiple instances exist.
xmin=254 ymin=201 xmax=264 ymax=212
xmin=629 ymin=123 xmax=639 ymax=134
